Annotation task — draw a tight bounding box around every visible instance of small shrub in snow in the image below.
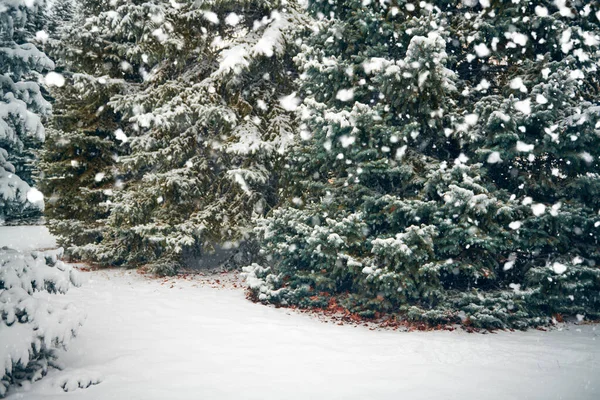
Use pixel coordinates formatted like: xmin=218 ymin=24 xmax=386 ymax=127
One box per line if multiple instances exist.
xmin=0 ymin=247 xmax=84 ymax=397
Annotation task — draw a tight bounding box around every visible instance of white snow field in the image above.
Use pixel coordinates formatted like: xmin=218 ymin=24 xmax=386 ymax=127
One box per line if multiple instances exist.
xmin=3 ymin=227 xmax=600 ymax=400
xmin=0 ymin=225 xmax=56 ymax=251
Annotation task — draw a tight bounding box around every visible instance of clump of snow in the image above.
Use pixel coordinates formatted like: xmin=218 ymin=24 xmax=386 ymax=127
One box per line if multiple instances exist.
xmin=510 ymin=78 xmax=527 ymax=93
xmin=339 ymin=135 xmax=355 ymax=148
xmin=505 ymin=32 xmax=528 ymax=47
xmin=464 ymin=114 xmax=478 ymax=126
xmin=509 ymin=221 xmax=522 ymax=230
xmin=570 ymin=69 xmax=584 ymax=80
xmin=336 ymin=88 xmax=354 ymax=102
xmin=552 ymin=262 xmax=568 ymax=275
xmin=535 ymin=6 xmax=549 ymax=17
xmin=536 ymin=94 xmax=548 ymax=104
xmin=503 ymin=254 xmax=517 ymax=272
xmin=252 ymin=11 xmax=289 ymax=58
xmin=395 ymin=145 xmax=407 ymax=160
xmin=487 ymin=151 xmax=502 ymax=164
xmin=26 ymin=187 xmax=44 ymax=205
xmin=514 ymin=98 xmax=531 ymax=115
xmin=44 ymin=72 xmax=65 ymax=87
xmin=554 ymin=0 xmax=574 ymax=18
xmin=279 ymin=92 xmax=301 ymax=111
xmin=362 ymin=57 xmax=387 ymax=74
xmin=114 ymin=129 xmax=128 ymax=143
xmin=203 ymin=11 xmax=219 ymax=25
xmin=35 ymin=31 xmax=49 ymax=44
xmin=152 ymin=28 xmax=169 ymax=43
xmin=225 ymin=13 xmax=240 ymax=26
xmin=580 ymin=152 xmax=594 ymax=164
xmin=216 ymin=45 xmax=250 ymax=75
xmin=531 ymin=203 xmax=546 ymax=216
xmin=516 ymin=141 xmax=534 ymax=152
xmin=474 ymin=43 xmax=490 ymax=58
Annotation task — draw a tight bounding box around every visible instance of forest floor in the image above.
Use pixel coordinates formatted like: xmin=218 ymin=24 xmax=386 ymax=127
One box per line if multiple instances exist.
xmin=2 ymin=226 xmax=599 ymax=400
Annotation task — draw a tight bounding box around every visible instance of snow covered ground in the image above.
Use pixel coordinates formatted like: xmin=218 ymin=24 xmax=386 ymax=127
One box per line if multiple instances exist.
xmin=3 ymin=226 xmax=600 ymax=400
xmin=0 ymin=225 xmax=56 ymax=251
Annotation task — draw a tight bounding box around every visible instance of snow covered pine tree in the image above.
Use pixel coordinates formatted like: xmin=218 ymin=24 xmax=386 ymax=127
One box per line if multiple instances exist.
xmin=0 ymin=0 xmax=52 ymax=221
xmin=42 ymin=0 xmax=302 ymax=274
xmin=244 ymin=1 xmax=600 ymax=329
xmin=100 ymin=0 xmax=303 ymax=274
xmin=40 ymin=0 xmax=145 ymax=263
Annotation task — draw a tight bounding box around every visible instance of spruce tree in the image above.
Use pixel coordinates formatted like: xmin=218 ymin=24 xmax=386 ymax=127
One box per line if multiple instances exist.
xmin=92 ymin=0 xmax=302 ymax=274
xmin=40 ymin=0 xmax=174 ymax=259
xmin=459 ymin=0 xmax=600 ymax=325
xmin=0 ymin=0 xmax=52 ymax=221
xmin=42 ymin=0 xmax=302 ymax=274
xmin=244 ymin=0 xmax=600 ymax=329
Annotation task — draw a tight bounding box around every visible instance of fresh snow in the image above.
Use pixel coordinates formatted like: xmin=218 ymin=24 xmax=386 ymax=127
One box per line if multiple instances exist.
xmin=0 ymin=225 xmax=56 ymax=251
xmin=44 ymin=72 xmax=65 ymax=87
xmin=4 ymin=227 xmax=600 ymax=400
